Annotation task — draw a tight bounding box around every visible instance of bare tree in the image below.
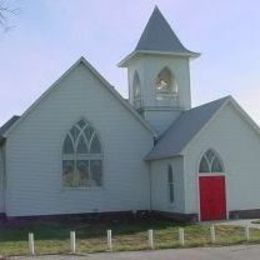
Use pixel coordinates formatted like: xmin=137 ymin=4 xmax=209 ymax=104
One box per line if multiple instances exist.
xmin=0 ymin=0 xmax=17 ymax=32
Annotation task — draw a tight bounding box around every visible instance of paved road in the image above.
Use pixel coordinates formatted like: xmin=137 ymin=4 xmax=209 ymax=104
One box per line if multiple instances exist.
xmin=11 ymin=245 xmax=260 ymax=260
xmin=216 ymin=218 xmax=260 ymax=229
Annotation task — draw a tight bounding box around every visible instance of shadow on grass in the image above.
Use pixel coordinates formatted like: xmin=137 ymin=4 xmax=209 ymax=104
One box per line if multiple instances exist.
xmin=0 ymin=217 xmax=184 ymax=242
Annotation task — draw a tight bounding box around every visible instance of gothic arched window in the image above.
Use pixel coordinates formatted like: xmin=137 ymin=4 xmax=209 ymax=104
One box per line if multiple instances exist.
xmin=62 ymin=119 xmax=103 ymax=187
xmin=133 ymin=71 xmax=141 ymax=107
xmin=168 ymin=165 xmax=174 ymax=204
xmin=199 ymin=149 xmax=224 ymax=173
xmin=155 ymin=67 xmax=178 ymax=95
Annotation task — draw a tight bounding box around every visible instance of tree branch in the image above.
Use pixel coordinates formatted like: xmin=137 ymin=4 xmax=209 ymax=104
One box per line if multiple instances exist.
xmin=0 ymin=0 xmax=18 ymax=31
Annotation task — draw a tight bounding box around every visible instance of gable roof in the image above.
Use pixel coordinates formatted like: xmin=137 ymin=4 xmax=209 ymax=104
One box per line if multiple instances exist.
xmin=0 ymin=115 xmax=20 ymax=136
xmin=146 ymin=95 xmax=260 ymax=160
xmin=3 ymin=57 xmax=156 ymax=138
xmin=145 ymin=96 xmax=230 ymax=160
xmin=0 ymin=115 xmax=20 ymax=144
xmin=118 ymin=6 xmax=200 ymax=67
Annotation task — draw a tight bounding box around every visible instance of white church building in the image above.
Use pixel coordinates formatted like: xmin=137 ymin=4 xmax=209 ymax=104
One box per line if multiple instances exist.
xmin=1 ymin=7 xmax=260 ymax=222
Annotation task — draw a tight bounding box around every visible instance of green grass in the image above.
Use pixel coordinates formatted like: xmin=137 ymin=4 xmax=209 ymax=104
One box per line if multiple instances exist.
xmin=1 ymin=218 xmax=260 ymax=256
xmin=251 ymin=219 xmax=260 ymax=224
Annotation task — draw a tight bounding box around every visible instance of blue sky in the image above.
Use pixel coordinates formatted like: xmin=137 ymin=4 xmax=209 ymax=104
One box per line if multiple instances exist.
xmin=0 ymin=0 xmax=260 ymax=126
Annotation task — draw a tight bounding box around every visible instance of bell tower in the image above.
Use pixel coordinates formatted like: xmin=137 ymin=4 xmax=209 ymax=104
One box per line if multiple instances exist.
xmin=118 ymin=6 xmax=200 ymax=134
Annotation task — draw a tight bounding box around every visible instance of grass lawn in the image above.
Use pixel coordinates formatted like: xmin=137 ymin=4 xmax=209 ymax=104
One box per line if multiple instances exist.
xmin=1 ymin=217 xmax=260 ymax=256
xmin=251 ymin=220 xmax=260 ymax=224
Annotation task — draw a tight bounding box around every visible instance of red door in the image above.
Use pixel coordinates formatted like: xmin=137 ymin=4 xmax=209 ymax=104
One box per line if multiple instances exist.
xmin=199 ymin=176 xmax=226 ymax=221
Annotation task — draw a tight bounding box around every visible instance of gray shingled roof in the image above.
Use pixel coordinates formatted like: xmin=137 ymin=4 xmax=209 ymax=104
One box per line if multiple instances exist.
xmin=0 ymin=115 xmax=20 ymax=142
xmin=118 ymin=6 xmax=199 ymax=67
xmin=145 ymin=96 xmax=230 ymax=160
xmin=135 ymin=6 xmax=197 ymax=55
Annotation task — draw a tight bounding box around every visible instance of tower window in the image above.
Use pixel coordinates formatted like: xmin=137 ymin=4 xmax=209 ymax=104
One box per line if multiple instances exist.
xmin=155 ymin=67 xmax=178 ymax=95
xmin=133 ymin=71 xmax=141 ymax=107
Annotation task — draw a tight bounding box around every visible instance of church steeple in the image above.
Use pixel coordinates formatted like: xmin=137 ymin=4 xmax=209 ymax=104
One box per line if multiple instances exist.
xmin=119 ymin=6 xmax=199 ymax=67
xmin=135 ymin=6 xmax=197 ymax=55
xmin=119 ymin=6 xmax=200 ymax=134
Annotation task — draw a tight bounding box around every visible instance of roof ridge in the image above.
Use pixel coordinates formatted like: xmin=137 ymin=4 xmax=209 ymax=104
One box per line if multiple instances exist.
xmin=158 ymin=95 xmax=230 ymax=140
xmin=3 ymin=57 xmax=156 ymax=138
xmin=146 ymin=96 xmax=230 ymax=160
xmin=190 ymin=95 xmax=231 ymax=111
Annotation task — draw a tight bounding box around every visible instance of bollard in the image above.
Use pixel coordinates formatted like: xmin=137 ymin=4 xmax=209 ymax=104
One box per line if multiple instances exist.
xmin=210 ymin=225 xmax=216 ymax=243
xmin=28 ymin=233 xmax=35 ymax=255
xmin=245 ymin=225 xmax=250 ymax=241
xmin=70 ymin=231 xmax=76 ymax=254
xmin=107 ymin=229 xmax=113 ymax=251
xmin=178 ymin=228 xmax=185 ymax=246
xmin=148 ymin=229 xmax=154 ymax=249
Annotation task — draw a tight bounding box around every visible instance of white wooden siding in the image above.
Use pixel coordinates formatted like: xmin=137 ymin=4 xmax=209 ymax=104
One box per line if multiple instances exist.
xmin=184 ymin=103 xmax=260 ymax=214
xmin=0 ymin=147 xmax=4 ymax=213
xmin=5 ymin=62 xmax=154 ymax=216
xmin=128 ymin=55 xmax=191 ymax=134
xmin=150 ymin=156 xmax=185 ymax=213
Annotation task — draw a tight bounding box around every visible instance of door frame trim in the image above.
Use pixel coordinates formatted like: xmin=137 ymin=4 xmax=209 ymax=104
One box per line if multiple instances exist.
xmin=197 ymin=173 xmax=229 ymax=222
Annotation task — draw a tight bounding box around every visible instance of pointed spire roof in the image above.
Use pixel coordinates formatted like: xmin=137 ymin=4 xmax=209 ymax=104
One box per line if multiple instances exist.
xmin=118 ymin=6 xmax=199 ymax=67
xmin=135 ymin=6 xmax=193 ymax=53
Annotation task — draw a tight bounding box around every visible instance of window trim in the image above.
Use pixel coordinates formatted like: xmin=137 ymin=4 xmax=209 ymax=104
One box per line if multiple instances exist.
xmin=198 ymin=149 xmax=225 ymax=174
xmin=167 ymin=164 xmax=175 ymax=205
xmin=61 ymin=119 xmax=103 ymax=188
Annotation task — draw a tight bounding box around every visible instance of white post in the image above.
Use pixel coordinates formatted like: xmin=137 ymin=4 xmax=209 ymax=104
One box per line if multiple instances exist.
xmin=210 ymin=225 xmax=216 ymax=243
xmin=107 ymin=229 xmax=112 ymax=251
xmin=245 ymin=225 xmax=250 ymax=241
xmin=148 ymin=229 xmax=154 ymax=249
xmin=28 ymin=233 xmax=35 ymax=255
xmin=70 ymin=231 xmax=76 ymax=254
xmin=178 ymin=228 xmax=185 ymax=246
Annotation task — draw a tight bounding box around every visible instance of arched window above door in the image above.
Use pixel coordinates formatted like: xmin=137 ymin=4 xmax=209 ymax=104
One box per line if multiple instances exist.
xmin=199 ymin=149 xmax=224 ymax=173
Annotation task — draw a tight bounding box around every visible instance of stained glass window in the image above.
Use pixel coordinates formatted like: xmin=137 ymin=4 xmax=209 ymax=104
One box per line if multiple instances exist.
xmin=62 ymin=119 xmax=103 ymax=187
xmin=199 ymin=149 xmax=224 ymax=173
